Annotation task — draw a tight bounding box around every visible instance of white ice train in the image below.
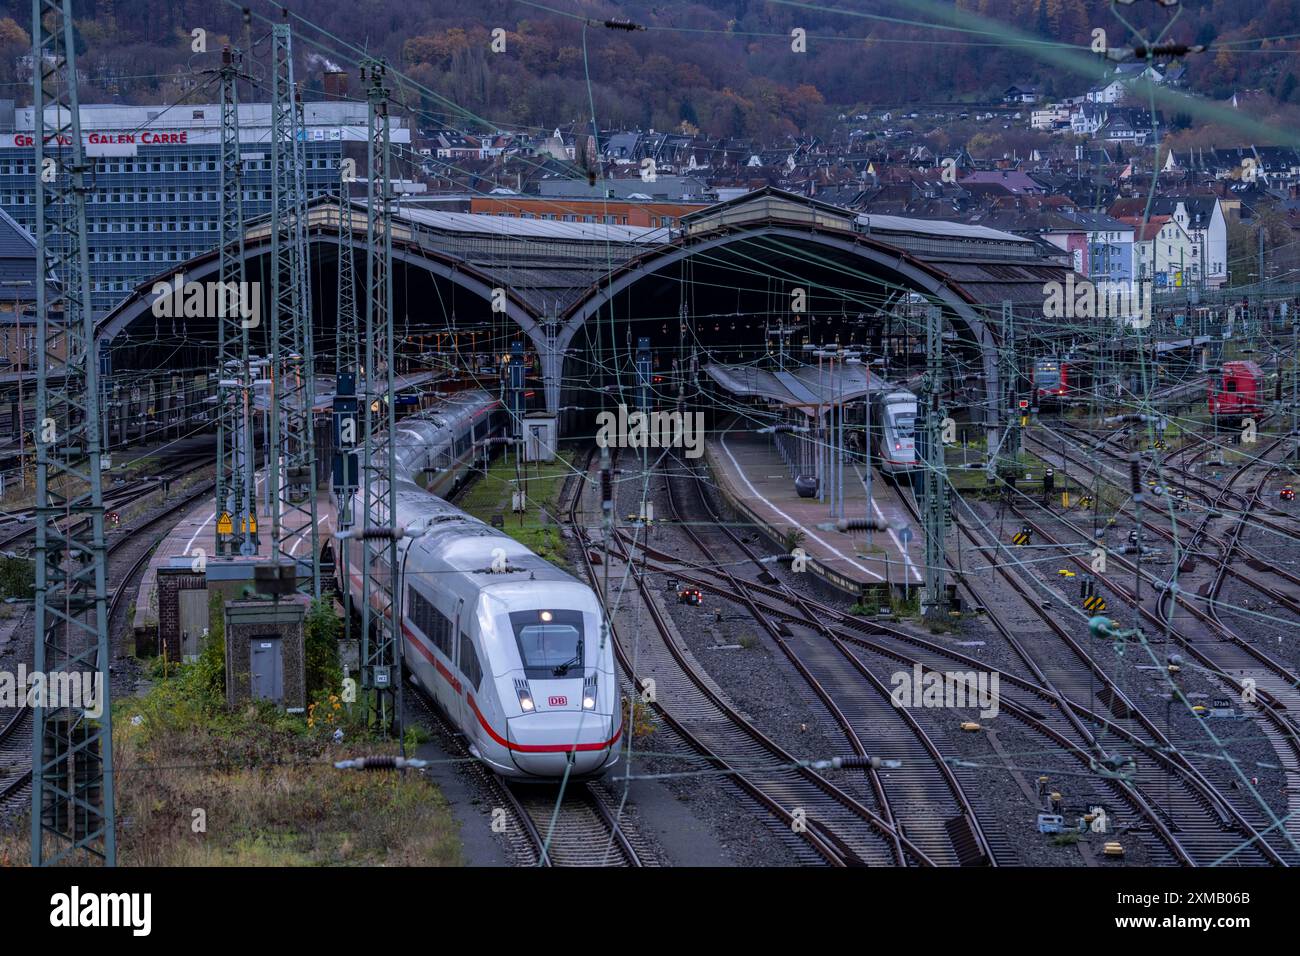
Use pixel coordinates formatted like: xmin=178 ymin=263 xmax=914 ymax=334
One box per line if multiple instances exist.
xmin=339 ymin=389 xmax=622 ymax=779
xmin=864 ymin=371 xmax=918 ymax=476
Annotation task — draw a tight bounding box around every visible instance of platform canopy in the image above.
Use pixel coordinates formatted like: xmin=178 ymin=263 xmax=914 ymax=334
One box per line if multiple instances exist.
xmin=705 ymin=361 xmax=905 ymax=418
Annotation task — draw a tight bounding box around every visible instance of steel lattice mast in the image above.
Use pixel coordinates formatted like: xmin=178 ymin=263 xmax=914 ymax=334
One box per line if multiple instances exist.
xmin=215 ymin=42 xmax=257 ymax=557
xmin=336 ymin=171 xmax=358 ymax=387
xmin=360 ymin=59 xmax=401 ymax=735
xmin=291 ymin=82 xmax=320 ymax=596
xmin=29 ymin=0 xmax=115 ymax=865
xmin=333 ymin=161 xmax=359 ymax=638
xmin=920 ymin=305 xmax=948 ymax=617
xmin=267 ymin=18 xmax=318 ymax=592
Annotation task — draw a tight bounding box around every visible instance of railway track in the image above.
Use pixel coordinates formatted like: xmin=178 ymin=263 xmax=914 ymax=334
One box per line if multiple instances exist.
xmin=0 ymin=478 xmax=217 ymax=816
xmin=405 ymin=674 xmax=646 ymax=867
xmin=994 ymin=434 xmax=1300 ymax=860
xmin=1025 ymin=426 xmax=1300 ymax=617
xmin=615 ymin=532 xmax=1212 ymax=864
xmin=659 ymin=454 xmax=1002 ymax=866
xmin=1046 ymin=417 xmax=1298 ymax=529
xmin=0 ymin=456 xmax=213 ymax=554
xmin=568 ymin=448 xmax=934 ymax=867
xmin=936 ymin=490 xmax=1290 ymax=865
xmin=609 ymin=437 xmax=1291 ymax=865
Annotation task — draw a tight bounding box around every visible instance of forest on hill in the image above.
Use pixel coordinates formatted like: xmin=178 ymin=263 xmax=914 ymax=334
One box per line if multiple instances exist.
xmin=0 ymin=0 xmax=1296 ymax=140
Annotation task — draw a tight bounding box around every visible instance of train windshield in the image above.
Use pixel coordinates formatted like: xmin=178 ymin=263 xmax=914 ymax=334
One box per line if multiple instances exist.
xmin=1034 ymin=362 xmax=1059 ymax=386
xmin=509 ymin=609 xmax=585 ymax=678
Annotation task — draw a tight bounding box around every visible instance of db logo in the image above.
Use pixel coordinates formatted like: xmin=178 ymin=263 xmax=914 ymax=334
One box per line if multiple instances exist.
xmin=547 ymin=695 xmax=568 ymax=707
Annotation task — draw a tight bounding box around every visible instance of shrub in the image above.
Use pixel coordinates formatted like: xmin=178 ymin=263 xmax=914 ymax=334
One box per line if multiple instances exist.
xmin=891 ymin=589 xmax=921 ymax=618
xmin=0 ymin=555 xmax=34 ymax=599
xmin=192 ymin=591 xmax=227 ymax=700
xmin=304 ymin=598 xmax=342 ymax=699
xmin=621 ymin=697 xmax=655 ymax=740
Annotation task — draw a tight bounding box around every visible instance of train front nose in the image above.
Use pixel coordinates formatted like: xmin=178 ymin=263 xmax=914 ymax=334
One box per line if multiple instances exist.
xmin=506 ymin=711 xmax=621 ymax=777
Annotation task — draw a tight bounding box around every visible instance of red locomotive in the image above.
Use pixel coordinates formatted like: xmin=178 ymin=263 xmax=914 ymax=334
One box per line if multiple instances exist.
xmin=1208 ymin=360 xmax=1264 ymax=417
xmin=1034 ymin=357 xmax=1093 ymax=403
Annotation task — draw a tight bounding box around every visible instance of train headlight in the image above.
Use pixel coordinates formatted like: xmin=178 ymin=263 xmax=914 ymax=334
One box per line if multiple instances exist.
xmin=515 ymin=680 xmax=535 ymax=712
xmin=583 ymin=675 xmax=597 ymax=710
xmin=583 ymin=695 xmax=596 ymax=710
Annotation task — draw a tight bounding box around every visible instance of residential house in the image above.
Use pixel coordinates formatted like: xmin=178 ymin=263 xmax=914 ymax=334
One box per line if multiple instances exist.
xmin=1071 ymin=102 xmax=1109 ymax=136
xmin=433 ymin=132 xmax=483 ymax=160
xmin=1111 ymin=196 xmax=1228 ymax=288
xmin=1056 ymin=212 xmax=1135 ymax=289
xmin=1031 ymin=103 xmax=1071 ymax=132
xmin=1086 ymin=79 xmax=1129 ymax=105
xmin=536 ymin=128 xmax=577 ymax=162
xmin=1119 ymin=214 xmax=1198 ymax=289
xmin=1087 ymin=62 xmax=1173 ymax=104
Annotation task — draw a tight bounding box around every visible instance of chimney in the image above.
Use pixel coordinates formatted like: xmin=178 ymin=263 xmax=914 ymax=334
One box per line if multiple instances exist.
xmin=324 ymin=70 xmax=348 ymax=99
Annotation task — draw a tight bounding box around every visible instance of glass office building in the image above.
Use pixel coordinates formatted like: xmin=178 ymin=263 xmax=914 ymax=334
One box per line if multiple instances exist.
xmin=0 ymin=101 xmax=409 ymax=315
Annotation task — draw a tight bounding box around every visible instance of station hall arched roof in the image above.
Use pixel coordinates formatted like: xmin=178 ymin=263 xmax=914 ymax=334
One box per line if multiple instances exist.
xmin=95 ymin=185 xmax=1070 ymax=348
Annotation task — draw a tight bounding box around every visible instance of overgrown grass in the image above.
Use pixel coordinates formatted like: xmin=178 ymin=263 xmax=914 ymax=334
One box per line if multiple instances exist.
xmin=458 ymin=449 xmax=576 ymax=567
xmin=104 ymin=714 xmax=461 ymax=865
xmin=0 ymin=600 xmax=460 ymax=867
xmin=891 ymin=588 xmax=922 ymax=619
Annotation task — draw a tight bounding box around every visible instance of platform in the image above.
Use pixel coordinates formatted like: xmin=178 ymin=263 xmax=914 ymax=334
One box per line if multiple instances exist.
xmin=131 ymin=474 xmax=337 ymax=643
xmin=704 ymin=420 xmax=923 ymax=597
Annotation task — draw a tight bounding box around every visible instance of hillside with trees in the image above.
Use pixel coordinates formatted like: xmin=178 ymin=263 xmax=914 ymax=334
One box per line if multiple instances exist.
xmin=1 ymin=0 xmax=1297 ymax=139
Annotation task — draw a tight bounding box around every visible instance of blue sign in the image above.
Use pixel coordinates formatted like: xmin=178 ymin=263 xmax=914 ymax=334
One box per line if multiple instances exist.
xmin=332 ymin=450 xmax=359 ymax=490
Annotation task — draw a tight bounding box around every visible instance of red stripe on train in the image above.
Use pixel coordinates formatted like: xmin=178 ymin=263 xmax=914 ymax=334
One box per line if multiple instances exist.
xmin=352 ymin=572 xmax=620 ymax=754
xmin=466 ymin=694 xmax=622 ymax=754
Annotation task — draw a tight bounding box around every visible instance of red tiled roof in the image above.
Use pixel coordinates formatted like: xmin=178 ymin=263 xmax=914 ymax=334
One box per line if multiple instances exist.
xmin=1118 ymin=215 xmax=1170 ymax=241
